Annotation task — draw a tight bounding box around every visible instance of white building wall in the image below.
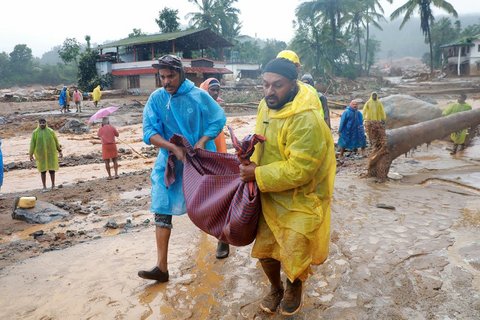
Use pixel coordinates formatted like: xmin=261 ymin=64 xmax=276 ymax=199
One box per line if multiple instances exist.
xmin=469 ymin=40 xmax=480 ymax=76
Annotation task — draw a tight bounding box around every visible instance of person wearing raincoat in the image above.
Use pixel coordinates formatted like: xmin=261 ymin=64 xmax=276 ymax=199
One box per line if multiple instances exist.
xmin=58 ymin=86 xmax=68 ymax=113
xmin=239 ymin=58 xmax=336 ymax=316
xmin=92 ymin=85 xmax=102 ymax=108
xmin=199 ymin=77 xmax=230 ymax=259
xmin=362 ymin=92 xmax=386 ymax=150
xmin=442 ymin=93 xmax=472 ymax=154
xmin=276 ymin=50 xmax=326 ymax=121
xmin=301 ymin=73 xmax=331 ymax=128
xmin=338 ymin=100 xmax=367 ymax=157
xmin=138 ymin=55 xmax=226 ymax=283
xmin=29 ymin=118 xmax=63 ymax=191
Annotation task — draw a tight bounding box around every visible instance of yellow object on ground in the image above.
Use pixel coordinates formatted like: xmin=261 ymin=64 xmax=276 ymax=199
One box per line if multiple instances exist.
xmin=92 ymin=85 xmax=102 ymax=102
xmin=362 ymin=93 xmax=386 ymax=121
xmin=17 ymin=197 xmax=37 ymax=209
xmin=251 ymin=83 xmax=336 ymax=282
xmin=442 ymin=102 xmax=472 ymax=144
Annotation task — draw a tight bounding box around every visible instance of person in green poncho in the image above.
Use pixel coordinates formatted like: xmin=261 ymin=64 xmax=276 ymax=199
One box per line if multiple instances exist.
xmin=442 ymin=94 xmax=472 ymax=154
xmin=29 ymin=118 xmax=63 ymax=191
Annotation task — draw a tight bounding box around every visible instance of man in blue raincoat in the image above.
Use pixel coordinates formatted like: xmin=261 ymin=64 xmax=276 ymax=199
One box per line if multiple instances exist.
xmin=58 ymin=86 xmax=68 ymax=113
xmin=338 ymin=100 xmax=367 ymax=157
xmin=138 ymin=55 xmax=226 ymax=282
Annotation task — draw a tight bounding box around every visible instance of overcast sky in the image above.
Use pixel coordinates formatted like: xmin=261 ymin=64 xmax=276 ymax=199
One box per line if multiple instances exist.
xmin=1 ymin=0 xmax=479 ymax=58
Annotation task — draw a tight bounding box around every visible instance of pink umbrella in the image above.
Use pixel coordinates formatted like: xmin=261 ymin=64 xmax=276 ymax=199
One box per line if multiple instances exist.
xmin=87 ymin=106 xmax=119 ymax=123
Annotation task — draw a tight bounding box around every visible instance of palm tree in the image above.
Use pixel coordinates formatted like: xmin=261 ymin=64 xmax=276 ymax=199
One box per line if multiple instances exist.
xmin=187 ymin=0 xmax=241 ymax=40
xmin=390 ymin=0 xmax=458 ymax=74
xmin=363 ymin=0 xmax=391 ymax=74
xmin=296 ymin=0 xmax=346 ymax=74
xmin=187 ymin=0 xmax=218 ymax=31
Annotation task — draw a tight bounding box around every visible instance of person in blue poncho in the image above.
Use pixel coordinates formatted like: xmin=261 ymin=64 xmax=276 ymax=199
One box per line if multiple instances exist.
xmin=338 ymin=100 xmax=367 ymax=157
xmin=58 ymin=86 xmax=68 ymax=113
xmin=138 ymin=55 xmax=226 ymax=282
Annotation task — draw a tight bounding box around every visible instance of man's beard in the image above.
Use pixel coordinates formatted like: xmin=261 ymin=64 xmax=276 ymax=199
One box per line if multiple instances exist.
xmin=266 ymin=85 xmax=298 ymax=110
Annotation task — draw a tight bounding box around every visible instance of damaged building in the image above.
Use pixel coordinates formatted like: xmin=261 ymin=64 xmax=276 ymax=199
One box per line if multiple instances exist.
xmin=441 ymin=35 xmax=480 ymax=76
xmin=96 ymin=28 xmax=260 ymax=92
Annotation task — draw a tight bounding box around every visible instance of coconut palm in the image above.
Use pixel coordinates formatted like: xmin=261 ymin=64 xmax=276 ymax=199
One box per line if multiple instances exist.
xmin=362 ymin=0 xmax=391 ymax=74
xmin=187 ymin=0 xmax=218 ymax=31
xmin=390 ymin=0 xmax=458 ymax=74
xmin=187 ymin=0 xmax=241 ymax=40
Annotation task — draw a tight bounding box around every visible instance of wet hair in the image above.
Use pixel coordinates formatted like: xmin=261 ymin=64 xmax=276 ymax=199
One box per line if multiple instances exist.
xmin=38 ymin=118 xmax=46 ymax=123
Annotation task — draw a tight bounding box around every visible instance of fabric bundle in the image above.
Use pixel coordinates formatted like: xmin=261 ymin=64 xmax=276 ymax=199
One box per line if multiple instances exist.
xmin=165 ymin=129 xmax=265 ymax=246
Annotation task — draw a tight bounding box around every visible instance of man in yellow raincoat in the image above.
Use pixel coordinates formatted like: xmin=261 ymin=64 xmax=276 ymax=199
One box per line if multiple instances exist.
xmin=442 ymin=93 xmax=472 ymax=154
xmin=239 ymin=58 xmax=336 ymax=316
xmin=362 ymin=92 xmax=386 ymax=150
xmin=92 ymin=85 xmax=102 ymax=108
xmin=29 ymin=118 xmax=63 ymax=191
xmin=276 ymin=50 xmax=325 ymax=121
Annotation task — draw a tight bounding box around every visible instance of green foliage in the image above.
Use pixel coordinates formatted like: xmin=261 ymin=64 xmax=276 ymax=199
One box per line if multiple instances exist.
xmin=128 ymin=28 xmax=147 ymax=38
xmin=390 ymin=0 xmax=458 ymax=73
xmin=58 ymin=38 xmax=81 ymax=65
xmin=259 ymin=39 xmax=287 ymax=67
xmin=0 ymin=44 xmax=76 ymax=88
xmin=9 ymin=44 xmax=33 ymax=76
xmin=187 ymin=0 xmax=241 ymax=41
xmin=77 ymin=50 xmax=100 ymax=91
xmin=85 ymin=35 xmax=92 ymax=50
xmin=156 ymin=7 xmax=180 ymax=33
xmin=230 ymin=39 xmax=261 ymax=63
xmin=461 ymin=22 xmax=480 ymax=37
xmin=429 ymin=17 xmax=457 ymax=68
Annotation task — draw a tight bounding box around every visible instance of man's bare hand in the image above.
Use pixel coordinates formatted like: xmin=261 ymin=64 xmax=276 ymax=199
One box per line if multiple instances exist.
xmin=194 ymin=136 xmax=210 ymax=150
xmin=171 ymin=145 xmax=186 ymax=161
xmin=239 ymin=162 xmax=257 ymax=182
xmin=193 ymin=140 xmax=206 ymax=150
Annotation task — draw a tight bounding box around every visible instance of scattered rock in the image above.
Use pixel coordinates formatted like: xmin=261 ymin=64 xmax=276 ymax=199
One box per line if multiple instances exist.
xmin=12 ymin=201 xmax=69 ymax=224
xmin=382 ymin=94 xmax=443 ymax=129
xmin=376 ymin=203 xmax=396 ymax=210
xmin=59 ymin=119 xmax=90 ymax=134
xmin=30 ymin=230 xmax=44 ymax=239
xmin=104 ymin=219 xmax=118 ymax=229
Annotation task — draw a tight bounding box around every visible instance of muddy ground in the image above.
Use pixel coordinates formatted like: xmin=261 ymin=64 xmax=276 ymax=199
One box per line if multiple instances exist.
xmin=0 ymin=80 xmax=479 ymax=319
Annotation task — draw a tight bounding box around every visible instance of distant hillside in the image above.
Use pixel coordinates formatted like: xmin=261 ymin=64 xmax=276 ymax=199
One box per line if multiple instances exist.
xmin=372 ymin=14 xmax=480 ymax=59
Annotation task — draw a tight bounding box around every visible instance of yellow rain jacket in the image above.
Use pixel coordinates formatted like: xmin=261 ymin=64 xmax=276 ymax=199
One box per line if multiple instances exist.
xmin=442 ymin=101 xmax=472 ymax=144
xmin=29 ymin=125 xmax=61 ymax=172
xmin=92 ymin=85 xmax=102 ymax=102
xmin=362 ymin=93 xmax=386 ymax=121
xmin=251 ymin=83 xmax=336 ymax=282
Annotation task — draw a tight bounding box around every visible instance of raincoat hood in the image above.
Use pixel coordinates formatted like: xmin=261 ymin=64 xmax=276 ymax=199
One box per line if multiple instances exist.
xmin=170 ymin=78 xmax=194 ymax=96
xmin=362 ymin=93 xmax=386 ymax=121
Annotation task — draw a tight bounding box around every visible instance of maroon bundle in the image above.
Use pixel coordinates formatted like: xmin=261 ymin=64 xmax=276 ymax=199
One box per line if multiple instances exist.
xmin=165 ymin=129 xmax=265 ymax=246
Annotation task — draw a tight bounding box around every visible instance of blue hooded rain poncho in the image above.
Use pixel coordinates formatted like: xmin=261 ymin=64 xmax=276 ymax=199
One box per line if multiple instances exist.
xmin=143 ymin=79 xmax=226 ymax=215
xmin=338 ymin=105 xmax=367 ymax=150
xmin=58 ymin=87 xmax=67 ymax=108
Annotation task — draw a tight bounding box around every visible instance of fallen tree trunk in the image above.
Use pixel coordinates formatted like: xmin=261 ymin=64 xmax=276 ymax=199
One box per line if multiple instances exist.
xmin=367 ymin=109 xmax=480 ymax=180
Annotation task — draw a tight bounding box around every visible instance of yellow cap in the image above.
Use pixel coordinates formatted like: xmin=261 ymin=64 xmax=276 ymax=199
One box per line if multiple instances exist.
xmin=276 ymin=50 xmax=300 ymax=65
